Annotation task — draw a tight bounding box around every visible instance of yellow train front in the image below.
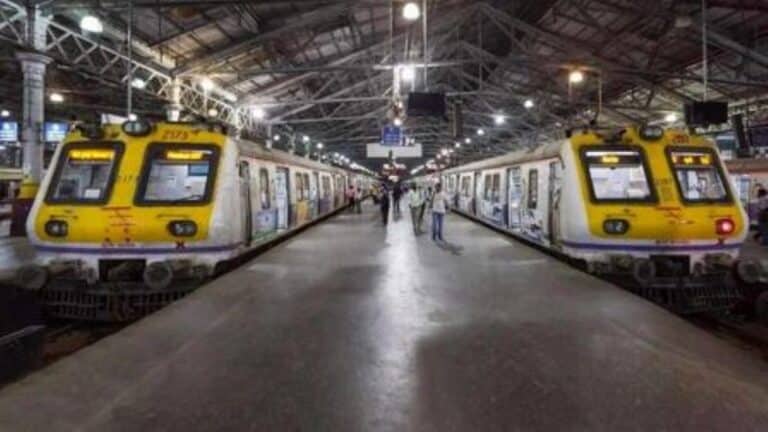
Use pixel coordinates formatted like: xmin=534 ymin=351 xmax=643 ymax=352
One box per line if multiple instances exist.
xmin=19 ymin=120 xmax=363 ymax=321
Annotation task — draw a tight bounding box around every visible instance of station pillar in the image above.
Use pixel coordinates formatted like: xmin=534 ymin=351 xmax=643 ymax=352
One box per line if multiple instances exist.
xmin=11 ymin=52 xmax=52 ymax=237
xmin=165 ymin=78 xmax=182 ymax=121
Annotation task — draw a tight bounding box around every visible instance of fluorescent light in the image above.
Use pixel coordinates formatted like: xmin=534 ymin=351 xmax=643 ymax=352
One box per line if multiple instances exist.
xmin=399 ymin=65 xmax=416 ymax=82
xmin=131 ymin=78 xmax=146 ymax=89
xmin=403 ymin=2 xmax=420 ymax=20
xmin=523 ymin=99 xmax=534 ymax=109
xmin=273 ymin=134 xmax=281 ymax=141
xmin=200 ymin=77 xmax=214 ymax=91
xmin=477 ymin=128 xmax=485 ymax=136
xmin=317 ymin=142 xmax=324 ymax=149
xmin=664 ymin=113 xmax=678 ymax=123
xmin=302 ymin=135 xmax=310 ymax=142
xmin=464 ymin=137 xmax=471 ymax=144
xmin=207 ymin=108 xmax=219 ymax=117
xmin=454 ymin=141 xmax=461 ymax=148
xmin=494 ymin=114 xmax=505 ymax=125
xmin=393 ymin=117 xmax=403 ymax=126
xmin=441 ymin=148 xmax=449 ymax=156
xmin=569 ymin=70 xmax=584 ymax=84
xmin=0 ymin=110 xmax=9 ymax=118
xmin=252 ymin=106 xmax=266 ymax=120
xmin=49 ymin=93 xmax=64 ymax=103
xmin=80 ymin=15 xmax=103 ymax=33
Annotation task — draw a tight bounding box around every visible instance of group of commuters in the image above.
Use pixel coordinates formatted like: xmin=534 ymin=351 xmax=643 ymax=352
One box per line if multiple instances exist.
xmin=375 ymin=181 xmax=449 ymax=242
xmin=754 ymin=186 xmax=768 ymax=245
xmin=346 ymin=184 xmax=364 ymax=214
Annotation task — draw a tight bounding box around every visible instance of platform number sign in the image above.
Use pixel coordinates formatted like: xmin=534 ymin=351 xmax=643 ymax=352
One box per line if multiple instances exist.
xmin=381 ymin=125 xmax=403 ymax=146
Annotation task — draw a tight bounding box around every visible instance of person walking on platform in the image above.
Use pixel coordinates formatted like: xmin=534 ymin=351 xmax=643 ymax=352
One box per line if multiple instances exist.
xmin=379 ymin=184 xmax=391 ymax=226
xmin=756 ymin=188 xmax=768 ymax=245
xmin=392 ymin=183 xmax=403 ymax=218
xmin=431 ymin=183 xmax=449 ymax=242
xmin=409 ymin=185 xmax=425 ymax=234
xmin=355 ymin=186 xmax=363 ymax=213
xmin=346 ymin=185 xmax=356 ymax=212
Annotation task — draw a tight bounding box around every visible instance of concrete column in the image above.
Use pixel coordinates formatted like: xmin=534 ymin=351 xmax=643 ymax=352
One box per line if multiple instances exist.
xmin=16 ymin=52 xmax=51 ymax=186
xmin=166 ymin=78 xmax=182 ymax=121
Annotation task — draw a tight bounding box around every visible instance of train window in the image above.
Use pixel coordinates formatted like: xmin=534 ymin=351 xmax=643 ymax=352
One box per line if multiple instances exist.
xmin=483 ymin=175 xmax=492 ymax=200
xmin=492 ymin=174 xmax=501 ymax=203
xmin=667 ymin=149 xmax=730 ymax=203
xmin=136 ymin=144 xmax=219 ymax=205
xmin=303 ymin=173 xmax=310 ymax=200
xmin=528 ymin=169 xmax=538 ymax=209
xmin=322 ymin=176 xmax=331 ymax=199
xmin=259 ymin=168 xmax=270 ymax=209
xmin=295 ymin=173 xmax=304 ymax=201
xmin=47 ymin=143 xmax=124 ymax=204
xmin=582 ymin=148 xmax=655 ymax=203
xmin=461 ymin=176 xmax=471 ymax=197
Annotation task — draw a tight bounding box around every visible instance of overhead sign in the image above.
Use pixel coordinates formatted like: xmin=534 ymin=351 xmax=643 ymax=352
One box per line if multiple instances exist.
xmin=381 ymin=125 xmax=403 ymax=146
xmin=44 ymin=122 xmax=69 ymax=143
xmin=0 ymin=122 xmax=18 ymax=143
xmin=367 ymin=143 xmax=422 ymax=158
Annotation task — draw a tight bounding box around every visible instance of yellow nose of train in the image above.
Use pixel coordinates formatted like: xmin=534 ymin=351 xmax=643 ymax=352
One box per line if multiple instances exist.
xmin=31 ymin=121 xmax=227 ymax=248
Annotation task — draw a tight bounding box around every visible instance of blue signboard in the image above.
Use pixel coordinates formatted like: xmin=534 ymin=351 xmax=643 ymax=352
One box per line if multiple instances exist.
xmin=44 ymin=122 xmax=69 ymax=143
xmin=0 ymin=121 xmax=18 ymax=143
xmin=381 ymin=125 xmax=402 ymax=146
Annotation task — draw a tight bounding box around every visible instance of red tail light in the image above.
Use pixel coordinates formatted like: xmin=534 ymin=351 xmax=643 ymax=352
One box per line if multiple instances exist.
xmin=715 ymin=218 xmax=735 ymax=235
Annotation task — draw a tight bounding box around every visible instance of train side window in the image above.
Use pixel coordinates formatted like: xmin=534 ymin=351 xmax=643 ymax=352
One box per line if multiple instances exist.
xmin=528 ymin=169 xmax=538 ymax=209
xmin=492 ymin=174 xmax=501 ymax=203
xmin=322 ymin=176 xmax=331 ymax=199
xmin=303 ymin=173 xmax=310 ymax=200
xmin=484 ymin=174 xmax=492 ymax=200
xmin=295 ymin=173 xmax=304 ymax=201
xmin=259 ymin=168 xmax=270 ymax=209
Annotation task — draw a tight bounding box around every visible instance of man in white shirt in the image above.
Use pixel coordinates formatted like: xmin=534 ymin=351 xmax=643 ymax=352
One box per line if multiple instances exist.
xmin=431 ymin=183 xmax=448 ymax=242
xmin=408 ymin=185 xmax=425 ymax=234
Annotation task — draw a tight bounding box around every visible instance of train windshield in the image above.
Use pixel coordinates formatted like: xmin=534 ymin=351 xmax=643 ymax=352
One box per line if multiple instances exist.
xmin=137 ymin=144 xmax=219 ymax=205
xmin=47 ymin=143 xmax=123 ymax=204
xmin=668 ymin=149 xmax=730 ymax=203
xmin=583 ymin=148 xmax=655 ymax=203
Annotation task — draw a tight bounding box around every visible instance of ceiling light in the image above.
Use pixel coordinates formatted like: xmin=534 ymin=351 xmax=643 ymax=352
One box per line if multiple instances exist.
xmin=494 ymin=114 xmax=505 ymax=125
xmin=464 ymin=137 xmax=471 ymax=144
xmin=441 ymin=148 xmax=449 ymax=156
xmin=49 ymin=93 xmax=64 ymax=103
xmin=477 ymin=128 xmax=485 ymax=136
xmin=0 ymin=110 xmax=9 ymax=118
xmin=523 ymin=99 xmax=534 ymax=109
xmin=399 ymin=65 xmax=416 ymax=82
xmin=200 ymin=77 xmax=214 ymax=92
xmin=128 ymin=113 xmax=138 ymax=121
xmin=131 ymin=78 xmax=146 ymax=89
xmin=302 ymin=135 xmax=310 ymax=142
xmin=393 ymin=117 xmax=403 ymax=127
xmin=454 ymin=141 xmax=461 ymax=148
xmin=403 ymin=2 xmax=421 ymax=20
xmin=273 ymin=134 xmax=281 ymax=141
xmin=569 ymin=70 xmax=584 ymax=84
xmin=664 ymin=113 xmax=678 ymax=123
xmin=207 ymin=108 xmax=219 ymax=117
xmin=252 ymin=106 xmax=266 ymax=120
xmin=80 ymin=15 xmax=103 ymax=33
xmin=317 ymin=142 xmax=324 ymax=149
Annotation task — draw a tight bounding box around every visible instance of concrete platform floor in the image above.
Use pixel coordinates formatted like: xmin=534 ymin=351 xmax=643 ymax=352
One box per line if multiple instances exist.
xmin=2 ymin=203 xmax=768 ymax=431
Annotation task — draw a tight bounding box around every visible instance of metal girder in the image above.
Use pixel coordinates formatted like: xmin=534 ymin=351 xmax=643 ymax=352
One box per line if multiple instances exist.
xmin=0 ymin=0 xmax=269 ymax=131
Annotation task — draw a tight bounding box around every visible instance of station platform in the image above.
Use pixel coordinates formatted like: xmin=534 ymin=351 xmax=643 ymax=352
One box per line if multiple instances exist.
xmin=1 ymin=203 xmax=768 ymax=430
xmin=0 ymin=237 xmax=34 ymax=280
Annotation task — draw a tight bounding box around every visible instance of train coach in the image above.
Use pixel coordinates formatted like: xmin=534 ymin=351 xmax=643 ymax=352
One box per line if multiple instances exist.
xmin=419 ymin=125 xmax=755 ymax=313
xmin=17 ymin=120 xmax=373 ymax=321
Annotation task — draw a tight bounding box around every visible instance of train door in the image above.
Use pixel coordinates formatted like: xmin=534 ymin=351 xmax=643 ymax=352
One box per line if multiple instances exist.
xmin=547 ymin=160 xmax=562 ymax=245
xmin=473 ymin=171 xmax=481 ymax=215
xmin=238 ymin=161 xmax=253 ymax=246
xmin=275 ymin=167 xmax=289 ymax=230
xmin=507 ymin=166 xmax=523 ymax=230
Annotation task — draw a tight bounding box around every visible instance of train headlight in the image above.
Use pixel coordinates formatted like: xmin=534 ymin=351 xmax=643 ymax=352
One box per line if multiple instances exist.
xmin=603 ymin=219 xmax=630 ymax=235
xmin=168 ymin=220 xmax=197 ymax=237
xmin=122 ymin=119 xmax=152 ymax=136
xmin=715 ymin=218 xmax=735 ymax=235
xmin=44 ymin=220 xmax=68 ymax=237
xmin=639 ymin=125 xmax=664 ymax=141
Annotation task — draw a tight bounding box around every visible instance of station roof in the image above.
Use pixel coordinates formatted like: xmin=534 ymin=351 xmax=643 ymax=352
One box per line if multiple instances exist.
xmin=1 ymin=0 xmax=768 ymax=169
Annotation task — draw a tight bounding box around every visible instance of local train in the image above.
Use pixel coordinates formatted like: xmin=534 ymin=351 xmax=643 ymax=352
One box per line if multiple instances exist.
xmin=416 ymin=125 xmax=753 ymax=313
xmin=18 ymin=120 xmax=374 ymax=321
